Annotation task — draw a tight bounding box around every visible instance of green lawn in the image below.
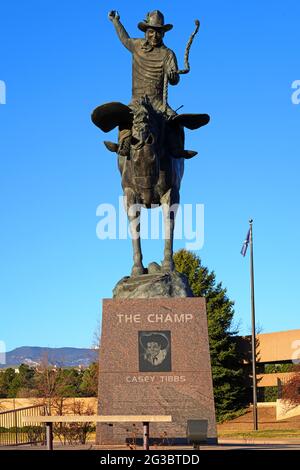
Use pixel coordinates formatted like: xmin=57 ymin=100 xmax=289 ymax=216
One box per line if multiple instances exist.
xmin=219 ymin=429 xmax=300 ymax=440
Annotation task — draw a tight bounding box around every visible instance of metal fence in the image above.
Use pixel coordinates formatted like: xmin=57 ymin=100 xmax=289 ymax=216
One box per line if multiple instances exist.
xmin=0 ymin=405 xmax=47 ymax=446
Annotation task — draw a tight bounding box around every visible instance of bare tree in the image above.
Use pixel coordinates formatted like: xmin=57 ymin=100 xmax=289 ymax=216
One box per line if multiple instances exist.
xmin=34 ymin=356 xmax=59 ymax=415
xmin=53 ymin=400 xmax=96 ymax=446
xmin=92 ymin=319 xmax=101 ymax=350
xmin=282 ymin=365 xmax=300 ymax=406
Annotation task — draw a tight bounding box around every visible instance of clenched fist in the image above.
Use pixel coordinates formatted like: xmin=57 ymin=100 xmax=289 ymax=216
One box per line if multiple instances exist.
xmin=108 ymin=10 xmax=120 ymax=22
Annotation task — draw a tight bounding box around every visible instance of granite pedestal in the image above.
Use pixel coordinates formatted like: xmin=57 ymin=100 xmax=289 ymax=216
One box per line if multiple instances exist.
xmin=96 ymin=298 xmax=217 ymax=445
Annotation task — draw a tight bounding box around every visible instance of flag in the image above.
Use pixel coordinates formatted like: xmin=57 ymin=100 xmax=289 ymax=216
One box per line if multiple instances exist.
xmin=241 ymin=229 xmax=250 ymax=257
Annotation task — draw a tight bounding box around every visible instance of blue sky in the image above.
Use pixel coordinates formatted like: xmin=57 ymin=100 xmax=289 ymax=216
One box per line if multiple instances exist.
xmin=0 ymin=1 xmax=299 ymax=351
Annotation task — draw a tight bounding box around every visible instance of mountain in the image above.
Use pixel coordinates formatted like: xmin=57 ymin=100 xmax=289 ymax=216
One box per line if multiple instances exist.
xmin=1 ymin=346 xmax=98 ymax=369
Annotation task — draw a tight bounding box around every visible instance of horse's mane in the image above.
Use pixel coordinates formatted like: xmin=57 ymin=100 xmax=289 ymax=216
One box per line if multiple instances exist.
xmin=132 ymin=96 xmax=158 ymax=135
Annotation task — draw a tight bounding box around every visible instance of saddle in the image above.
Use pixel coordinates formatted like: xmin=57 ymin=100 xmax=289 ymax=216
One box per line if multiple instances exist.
xmin=91 ymin=102 xmax=133 ymax=132
xmin=91 ymin=102 xmax=210 ymax=159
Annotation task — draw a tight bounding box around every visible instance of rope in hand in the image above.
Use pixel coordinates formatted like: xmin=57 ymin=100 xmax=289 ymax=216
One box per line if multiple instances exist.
xmin=177 ymin=19 xmax=200 ymax=75
xmin=163 ymin=20 xmax=200 ymax=113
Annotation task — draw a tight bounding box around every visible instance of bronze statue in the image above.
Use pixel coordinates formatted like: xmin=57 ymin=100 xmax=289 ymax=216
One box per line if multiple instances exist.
xmin=92 ymin=10 xmax=209 ymax=276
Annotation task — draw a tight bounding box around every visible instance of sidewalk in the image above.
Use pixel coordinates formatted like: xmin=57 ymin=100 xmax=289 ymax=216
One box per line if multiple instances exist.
xmin=1 ymin=441 xmax=300 ymax=451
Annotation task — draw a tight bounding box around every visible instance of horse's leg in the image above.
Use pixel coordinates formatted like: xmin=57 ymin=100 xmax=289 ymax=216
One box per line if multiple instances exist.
xmin=161 ymin=188 xmax=179 ymax=272
xmin=124 ymin=188 xmax=145 ymax=277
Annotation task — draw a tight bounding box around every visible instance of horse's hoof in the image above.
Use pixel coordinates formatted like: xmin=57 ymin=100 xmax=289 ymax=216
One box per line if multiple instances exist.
xmin=131 ymin=265 xmax=146 ymax=277
xmin=147 ymin=262 xmax=161 ymax=274
xmin=161 ymin=260 xmax=175 ymax=273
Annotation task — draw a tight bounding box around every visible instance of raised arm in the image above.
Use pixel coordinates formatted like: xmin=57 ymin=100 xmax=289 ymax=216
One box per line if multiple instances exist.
xmin=108 ymin=11 xmax=134 ymax=52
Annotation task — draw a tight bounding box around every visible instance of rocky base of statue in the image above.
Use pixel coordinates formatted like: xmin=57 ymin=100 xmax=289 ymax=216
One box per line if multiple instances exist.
xmin=113 ymin=263 xmax=193 ymax=299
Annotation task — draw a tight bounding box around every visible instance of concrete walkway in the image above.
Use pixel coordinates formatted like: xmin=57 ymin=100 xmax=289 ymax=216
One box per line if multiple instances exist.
xmin=1 ymin=441 xmax=300 ymax=451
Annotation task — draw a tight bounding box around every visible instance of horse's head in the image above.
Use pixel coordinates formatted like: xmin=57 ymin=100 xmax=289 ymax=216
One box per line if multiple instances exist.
xmin=130 ymin=97 xmax=160 ymax=207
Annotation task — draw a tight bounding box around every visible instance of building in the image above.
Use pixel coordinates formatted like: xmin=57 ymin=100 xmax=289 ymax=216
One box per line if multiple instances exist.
xmin=237 ymin=328 xmax=300 ymax=402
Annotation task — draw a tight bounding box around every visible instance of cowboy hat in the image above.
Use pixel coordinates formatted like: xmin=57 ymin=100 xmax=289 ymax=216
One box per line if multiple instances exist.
xmin=140 ymin=332 xmax=169 ymax=350
xmin=138 ymin=11 xmax=173 ymax=33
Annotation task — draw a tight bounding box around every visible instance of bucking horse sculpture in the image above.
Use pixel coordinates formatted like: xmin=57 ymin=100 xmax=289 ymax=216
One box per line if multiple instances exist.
xmin=92 ymin=10 xmax=210 ymax=276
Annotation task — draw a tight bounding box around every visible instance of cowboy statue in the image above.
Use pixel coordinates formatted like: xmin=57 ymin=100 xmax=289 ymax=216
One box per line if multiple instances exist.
xmin=92 ymin=10 xmax=208 ymax=159
xmin=92 ymin=10 xmax=209 ymax=276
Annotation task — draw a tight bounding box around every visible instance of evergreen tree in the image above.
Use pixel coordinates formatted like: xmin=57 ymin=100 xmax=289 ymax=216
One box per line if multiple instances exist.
xmin=55 ymin=368 xmax=82 ymax=397
xmin=0 ymin=368 xmax=16 ymax=398
xmin=174 ymin=249 xmax=248 ymax=420
xmin=4 ymin=364 xmax=36 ymax=397
xmin=79 ymin=363 xmax=98 ymax=397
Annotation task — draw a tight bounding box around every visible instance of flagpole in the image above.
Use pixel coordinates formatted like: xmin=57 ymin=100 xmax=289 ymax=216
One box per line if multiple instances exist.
xmin=249 ymin=219 xmax=258 ymax=431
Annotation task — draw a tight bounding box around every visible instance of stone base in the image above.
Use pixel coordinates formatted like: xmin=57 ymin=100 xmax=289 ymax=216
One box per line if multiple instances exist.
xmin=113 ymin=270 xmax=193 ymax=299
xmin=96 ymin=298 xmax=217 ymax=445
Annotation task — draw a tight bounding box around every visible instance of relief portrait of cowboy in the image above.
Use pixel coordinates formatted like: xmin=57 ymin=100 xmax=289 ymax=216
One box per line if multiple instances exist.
xmin=139 ymin=331 xmax=171 ymax=372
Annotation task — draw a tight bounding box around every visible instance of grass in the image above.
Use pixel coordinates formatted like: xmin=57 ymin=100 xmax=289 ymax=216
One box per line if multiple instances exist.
xmin=216 ymin=408 xmax=247 ymax=424
xmin=218 ymin=429 xmax=300 ymax=440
